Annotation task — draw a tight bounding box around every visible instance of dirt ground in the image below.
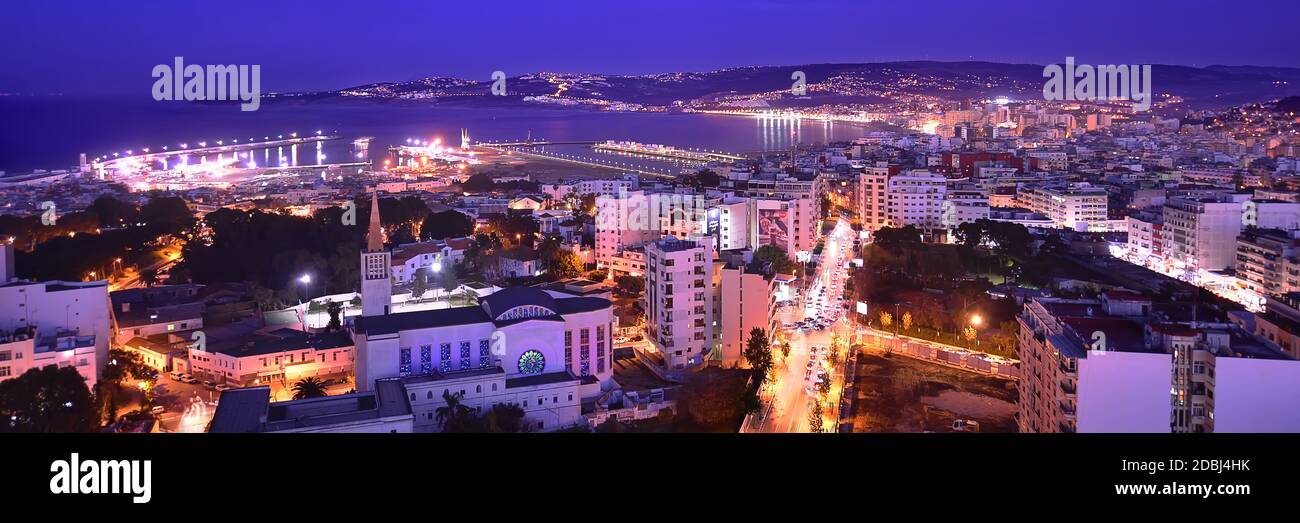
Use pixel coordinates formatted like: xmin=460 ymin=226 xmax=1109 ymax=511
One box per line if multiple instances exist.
xmin=848 ymin=352 xmax=1018 ymax=433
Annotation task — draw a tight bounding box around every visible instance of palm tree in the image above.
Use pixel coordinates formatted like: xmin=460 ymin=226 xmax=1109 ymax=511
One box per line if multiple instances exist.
xmin=291 ymin=377 xmax=328 ymax=400
xmin=435 ymin=390 xmax=474 ymax=432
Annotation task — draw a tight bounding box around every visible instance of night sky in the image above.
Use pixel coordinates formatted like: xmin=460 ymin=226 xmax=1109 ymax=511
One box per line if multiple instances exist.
xmin=2 ymin=0 xmax=1298 ymax=95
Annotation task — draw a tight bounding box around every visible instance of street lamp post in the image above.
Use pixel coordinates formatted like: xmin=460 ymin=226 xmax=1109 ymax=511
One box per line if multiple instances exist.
xmin=298 ymin=274 xmax=313 ymax=332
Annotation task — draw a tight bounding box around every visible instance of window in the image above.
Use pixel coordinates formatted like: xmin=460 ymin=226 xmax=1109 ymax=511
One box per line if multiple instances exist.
xmin=439 ymin=343 xmax=452 ymax=373
xmin=479 ymin=339 xmax=491 ymax=368
xmin=420 ymin=345 xmax=433 ymax=374
xmin=398 ymin=348 xmax=412 ymax=376
xmin=459 ymin=341 xmax=472 ymax=369
xmin=564 ymin=330 xmax=573 ymax=368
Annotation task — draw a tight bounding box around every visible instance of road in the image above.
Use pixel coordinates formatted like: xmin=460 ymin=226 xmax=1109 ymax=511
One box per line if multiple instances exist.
xmin=754 ymin=218 xmax=855 ymax=432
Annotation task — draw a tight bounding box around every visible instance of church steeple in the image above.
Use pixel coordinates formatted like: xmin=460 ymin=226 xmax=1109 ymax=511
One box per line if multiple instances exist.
xmin=366 ymin=189 xmax=384 ymax=252
xmin=360 ymin=189 xmax=392 ymax=318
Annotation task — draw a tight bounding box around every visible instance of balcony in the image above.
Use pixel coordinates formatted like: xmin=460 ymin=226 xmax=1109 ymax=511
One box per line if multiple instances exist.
xmin=1060 ymin=381 xmax=1076 ymax=396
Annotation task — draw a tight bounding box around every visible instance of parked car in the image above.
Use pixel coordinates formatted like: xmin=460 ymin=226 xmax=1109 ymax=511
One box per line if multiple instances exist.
xmin=214 ymin=384 xmax=232 ymax=392
xmin=952 ymin=419 xmax=981 ymax=432
xmin=149 ymin=406 xmax=166 ymax=415
xmin=181 ymin=376 xmax=198 ymax=384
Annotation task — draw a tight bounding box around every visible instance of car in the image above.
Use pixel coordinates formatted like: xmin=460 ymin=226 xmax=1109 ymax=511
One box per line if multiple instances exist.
xmin=149 ymin=406 xmax=166 ymax=415
xmin=181 ymin=376 xmax=198 ymax=384
xmin=169 ymin=371 xmax=183 ymax=380
xmin=215 ymin=384 xmax=232 ymax=392
xmin=952 ymin=419 xmax=981 ymax=432
xmin=203 ymin=380 xmax=216 ymax=388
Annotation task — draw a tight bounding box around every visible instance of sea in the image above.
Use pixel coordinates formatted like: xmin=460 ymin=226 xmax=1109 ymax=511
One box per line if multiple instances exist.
xmin=0 ymin=95 xmax=885 ymax=175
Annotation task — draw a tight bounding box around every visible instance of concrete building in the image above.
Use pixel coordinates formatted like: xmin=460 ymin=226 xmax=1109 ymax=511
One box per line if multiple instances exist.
xmin=0 ymin=244 xmax=111 ymax=387
xmin=644 ymin=236 xmax=715 ymax=370
xmin=1162 ymin=196 xmax=1245 ymax=272
xmin=209 ymin=381 xmax=413 ymax=433
xmin=1017 ymin=294 xmax=1300 ymax=433
xmin=857 ymin=166 xmax=890 ymax=233
xmin=885 ymin=170 xmax=947 ymax=231
xmin=1016 ymin=183 xmax=1108 ymax=230
xmin=714 ymin=262 xmax=776 ymax=367
xmin=1235 ymin=228 xmax=1300 ymax=297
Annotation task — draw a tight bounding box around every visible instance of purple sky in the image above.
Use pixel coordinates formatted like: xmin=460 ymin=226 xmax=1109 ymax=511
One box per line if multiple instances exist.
xmin=2 ymin=0 xmax=1298 ymax=95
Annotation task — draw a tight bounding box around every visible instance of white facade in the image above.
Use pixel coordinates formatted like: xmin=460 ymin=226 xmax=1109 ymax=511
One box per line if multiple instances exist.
xmin=1163 ymin=196 xmax=1244 ymax=272
xmin=1017 ymin=183 xmax=1109 ymax=230
xmin=644 ymin=237 xmax=715 ymax=369
xmin=886 ymin=170 xmax=948 ymax=231
xmin=0 ymin=247 xmax=110 ymax=387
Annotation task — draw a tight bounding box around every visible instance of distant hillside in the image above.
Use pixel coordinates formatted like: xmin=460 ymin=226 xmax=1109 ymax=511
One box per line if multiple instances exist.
xmin=294 ymin=61 xmax=1300 ymax=111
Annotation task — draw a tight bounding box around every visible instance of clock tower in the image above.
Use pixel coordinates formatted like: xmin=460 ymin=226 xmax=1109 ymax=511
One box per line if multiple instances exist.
xmin=360 ymin=190 xmax=391 ymax=317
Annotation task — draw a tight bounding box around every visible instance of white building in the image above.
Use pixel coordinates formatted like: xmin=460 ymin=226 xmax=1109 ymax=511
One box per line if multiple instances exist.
xmin=1162 ymin=196 xmax=1245 ymax=272
xmin=209 ymin=381 xmax=414 ymax=433
xmin=886 ymin=170 xmax=948 ymax=231
xmin=644 ymin=236 xmax=715 ymax=369
xmin=1016 ymin=183 xmax=1109 ymax=230
xmin=0 ymin=245 xmax=110 ymax=387
xmin=353 ymin=197 xmax=615 ymax=431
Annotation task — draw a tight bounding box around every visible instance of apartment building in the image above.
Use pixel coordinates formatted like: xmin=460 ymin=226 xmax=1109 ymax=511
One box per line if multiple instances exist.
xmin=885 ymin=170 xmax=948 ymax=231
xmin=644 ymin=237 xmax=715 ymax=370
xmin=1017 ymin=294 xmax=1300 ymax=433
xmin=857 ymin=166 xmax=890 ymax=232
xmin=1162 ymin=196 xmax=1245 ymax=272
xmin=714 ymin=262 xmax=776 ymax=367
xmin=1235 ymin=228 xmax=1300 ymax=297
xmin=1016 ymin=183 xmax=1108 ymax=230
xmin=0 ymin=245 xmax=111 ymax=387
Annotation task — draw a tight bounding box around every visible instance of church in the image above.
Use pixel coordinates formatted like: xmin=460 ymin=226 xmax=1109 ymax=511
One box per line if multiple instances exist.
xmin=353 ymin=192 xmax=615 ymax=431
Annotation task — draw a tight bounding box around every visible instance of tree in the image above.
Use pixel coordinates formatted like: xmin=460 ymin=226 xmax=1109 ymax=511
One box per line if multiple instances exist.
xmin=808 ymin=400 xmax=825 ymax=433
xmin=677 ymin=370 xmax=749 ymax=428
xmin=435 ymin=390 xmax=475 ymax=432
xmin=291 ymin=377 xmax=329 ymax=400
xmin=140 ymin=268 xmax=159 ymax=287
xmin=412 ymin=269 xmax=428 ymax=298
xmin=325 ymin=301 xmax=344 ymax=332
xmin=753 ymin=245 xmax=797 ymax=275
xmin=0 ymin=366 xmax=98 ymax=432
xmin=743 ymin=327 xmax=774 ymax=384
xmin=901 ymin=311 xmax=913 ymax=332
xmin=615 ymin=274 xmax=645 ymax=295
xmin=421 ymin=210 xmax=474 ymax=240
xmin=99 ymin=348 xmax=155 ymax=423
xmin=545 ymin=251 xmax=583 ymax=281
xmin=478 ymin=403 xmax=528 ymax=433
xmin=878 ymin=311 xmax=893 ymax=329
xmin=780 ymin=341 xmax=792 ymax=360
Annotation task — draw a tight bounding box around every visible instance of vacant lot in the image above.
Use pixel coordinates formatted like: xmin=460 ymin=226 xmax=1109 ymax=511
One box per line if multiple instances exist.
xmin=848 ymin=352 xmax=1017 ymax=433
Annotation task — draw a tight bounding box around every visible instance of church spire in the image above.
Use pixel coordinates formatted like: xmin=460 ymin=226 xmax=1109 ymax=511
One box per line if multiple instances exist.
xmin=366 ymin=189 xmax=384 ymax=252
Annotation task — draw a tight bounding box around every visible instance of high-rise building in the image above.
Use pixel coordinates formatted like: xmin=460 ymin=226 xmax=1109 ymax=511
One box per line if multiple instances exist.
xmin=714 ymin=262 xmax=776 ymax=366
xmin=886 ymin=170 xmax=948 ymax=231
xmin=644 ymin=237 xmax=715 ymax=370
xmin=1163 ymin=196 xmax=1245 ymax=272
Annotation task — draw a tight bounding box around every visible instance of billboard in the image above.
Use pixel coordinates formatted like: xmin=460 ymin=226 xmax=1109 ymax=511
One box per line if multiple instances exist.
xmin=757 ymin=208 xmax=789 ymax=249
xmin=706 ymin=207 xmax=720 ymax=249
